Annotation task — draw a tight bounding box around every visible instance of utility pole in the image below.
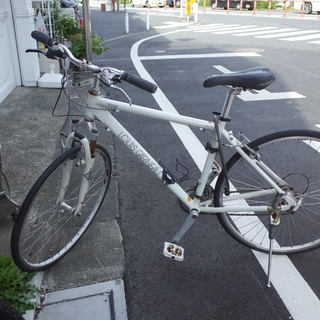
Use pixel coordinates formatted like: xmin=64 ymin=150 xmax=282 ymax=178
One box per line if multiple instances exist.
xmin=82 ymin=0 xmax=92 ymax=61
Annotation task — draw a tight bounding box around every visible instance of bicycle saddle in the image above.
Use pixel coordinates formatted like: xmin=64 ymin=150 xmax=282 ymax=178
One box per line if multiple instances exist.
xmin=203 ymin=67 xmax=276 ymax=90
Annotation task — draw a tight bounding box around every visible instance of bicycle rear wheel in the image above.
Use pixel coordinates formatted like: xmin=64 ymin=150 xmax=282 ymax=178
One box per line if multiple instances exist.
xmin=11 ymin=143 xmax=112 ymax=272
xmin=214 ymin=130 xmax=320 ymax=254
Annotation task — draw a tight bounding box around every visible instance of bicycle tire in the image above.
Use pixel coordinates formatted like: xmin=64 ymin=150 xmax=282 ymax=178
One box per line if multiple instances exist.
xmin=214 ymin=130 xmax=320 ymax=255
xmin=11 ymin=144 xmax=112 ymax=272
xmin=0 ymin=299 xmax=24 ymax=320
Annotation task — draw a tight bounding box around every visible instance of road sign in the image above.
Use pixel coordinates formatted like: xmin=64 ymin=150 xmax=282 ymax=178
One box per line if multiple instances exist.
xmin=186 ymin=0 xmax=192 ymax=15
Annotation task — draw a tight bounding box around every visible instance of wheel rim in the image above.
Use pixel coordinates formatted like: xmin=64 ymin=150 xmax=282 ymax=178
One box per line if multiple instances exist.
xmin=304 ymin=3 xmax=312 ymax=13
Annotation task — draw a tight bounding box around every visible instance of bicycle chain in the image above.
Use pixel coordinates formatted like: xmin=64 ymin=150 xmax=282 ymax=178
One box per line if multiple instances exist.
xmin=178 ymin=186 xmax=274 ymax=216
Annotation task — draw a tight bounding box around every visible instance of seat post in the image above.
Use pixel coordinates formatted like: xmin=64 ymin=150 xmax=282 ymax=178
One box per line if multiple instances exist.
xmin=220 ymin=87 xmax=242 ymax=120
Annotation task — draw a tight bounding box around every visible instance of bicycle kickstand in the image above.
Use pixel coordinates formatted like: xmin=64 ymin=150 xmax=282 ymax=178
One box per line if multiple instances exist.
xmin=163 ymin=209 xmax=199 ymax=262
xmin=266 ymin=221 xmax=277 ymax=288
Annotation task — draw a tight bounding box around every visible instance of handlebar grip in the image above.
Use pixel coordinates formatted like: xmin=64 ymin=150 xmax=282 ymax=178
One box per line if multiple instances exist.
xmin=31 ymin=30 xmax=58 ymax=47
xmin=122 ymin=72 xmax=157 ymax=94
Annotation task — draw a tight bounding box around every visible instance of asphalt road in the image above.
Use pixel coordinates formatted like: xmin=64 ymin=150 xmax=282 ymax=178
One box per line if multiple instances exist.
xmin=91 ymin=6 xmax=320 ymax=320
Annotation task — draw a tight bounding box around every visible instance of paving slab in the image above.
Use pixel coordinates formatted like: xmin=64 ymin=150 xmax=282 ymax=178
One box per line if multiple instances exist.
xmin=36 ymin=280 xmax=127 ymax=320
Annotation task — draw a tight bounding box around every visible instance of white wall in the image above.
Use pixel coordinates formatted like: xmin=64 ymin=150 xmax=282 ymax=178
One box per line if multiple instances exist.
xmin=0 ymin=0 xmax=40 ymax=103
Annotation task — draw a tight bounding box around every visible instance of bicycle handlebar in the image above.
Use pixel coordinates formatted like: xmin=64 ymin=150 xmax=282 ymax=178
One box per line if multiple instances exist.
xmin=29 ymin=30 xmax=157 ymax=94
xmin=122 ymin=72 xmax=157 ymax=93
xmin=31 ymin=30 xmax=58 ymax=47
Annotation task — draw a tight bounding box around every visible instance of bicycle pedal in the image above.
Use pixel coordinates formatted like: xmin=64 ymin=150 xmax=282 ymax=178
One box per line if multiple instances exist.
xmin=163 ymin=242 xmax=184 ymax=261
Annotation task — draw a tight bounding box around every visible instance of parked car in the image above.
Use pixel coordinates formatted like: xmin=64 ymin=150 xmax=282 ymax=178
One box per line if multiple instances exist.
xmin=166 ymin=0 xmax=181 ymax=7
xmin=130 ymin=0 xmax=165 ymax=7
xmin=210 ymin=0 xmax=254 ymax=10
xmin=61 ymin=0 xmax=79 ymax=14
xmin=293 ymin=1 xmax=320 ymax=14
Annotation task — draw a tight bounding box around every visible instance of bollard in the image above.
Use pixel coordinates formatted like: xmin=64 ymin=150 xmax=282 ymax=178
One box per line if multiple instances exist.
xmin=193 ymin=2 xmax=198 ymax=22
xmin=125 ymin=11 xmax=129 ymax=33
xmin=253 ymin=0 xmax=257 ymax=15
xmin=146 ymin=10 xmax=150 ymax=30
xmin=268 ymin=0 xmax=272 ymax=15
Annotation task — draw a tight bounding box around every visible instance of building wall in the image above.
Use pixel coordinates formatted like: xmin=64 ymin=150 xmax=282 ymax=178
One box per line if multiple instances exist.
xmin=0 ymin=0 xmax=40 ymax=103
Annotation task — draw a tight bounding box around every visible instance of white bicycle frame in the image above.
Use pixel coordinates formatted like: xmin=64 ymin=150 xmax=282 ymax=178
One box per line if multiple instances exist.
xmin=59 ymin=88 xmax=290 ymax=218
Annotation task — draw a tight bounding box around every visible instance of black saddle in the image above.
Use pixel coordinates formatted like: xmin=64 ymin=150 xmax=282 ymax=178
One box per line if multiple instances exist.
xmin=203 ymin=67 xmax=276 ymax=90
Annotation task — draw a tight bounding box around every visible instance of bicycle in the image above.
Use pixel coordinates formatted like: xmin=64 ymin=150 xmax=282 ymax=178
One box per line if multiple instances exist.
xmin=11 ymin=31 xmax=320 ymax=287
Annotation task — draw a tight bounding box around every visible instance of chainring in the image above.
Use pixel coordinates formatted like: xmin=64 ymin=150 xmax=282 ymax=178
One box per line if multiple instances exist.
xmin=178 ymin=185 xmax=214 ymax=213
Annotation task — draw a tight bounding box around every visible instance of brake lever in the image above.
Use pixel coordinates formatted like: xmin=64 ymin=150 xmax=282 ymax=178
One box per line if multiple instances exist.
xmin=25 ymin=46 xmax=65 ymax=60
xmin=25 ymin=49 xmax=46 ymax=55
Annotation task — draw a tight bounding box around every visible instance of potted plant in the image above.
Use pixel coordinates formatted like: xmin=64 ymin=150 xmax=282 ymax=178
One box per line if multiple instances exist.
xmin=54 ymin=14 xmax=107 ymax=60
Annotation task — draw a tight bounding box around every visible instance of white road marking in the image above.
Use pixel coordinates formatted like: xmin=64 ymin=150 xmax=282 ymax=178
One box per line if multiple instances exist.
xmin=256 ymin=29 xmax=319 ymax=38
xmin=186 ymin=23 xmax=226 ymax=31
xmin=232 ymin=27 xmax=280 ymax=36
xmin=212 ymin=25 xmax=259 ymax=34
xmin=130 ymin=31 xmax=320 ymax=320
xmin=280 ymin=33 xmax=320 ymax=41
xmin=153 ymin=21 xmax=194 ymax=29
xmin=139 ymin=52 xmax=261 ymax=60
xmin=193 ymin=24 xmax=240 ymax=32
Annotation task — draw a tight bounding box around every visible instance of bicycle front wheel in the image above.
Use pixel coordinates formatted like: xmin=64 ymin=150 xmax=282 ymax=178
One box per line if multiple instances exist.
xmin=214 ymin=130 xmax=320 ymax=255
xmin=0 ymin=299 xmax=24 ymax=320
xmin=11 ymin=143 xmax=112 ymax=272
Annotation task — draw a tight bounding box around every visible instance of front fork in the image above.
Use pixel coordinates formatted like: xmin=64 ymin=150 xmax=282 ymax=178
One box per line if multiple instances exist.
xmin=57 ymin=120 xmax=99 ymax=216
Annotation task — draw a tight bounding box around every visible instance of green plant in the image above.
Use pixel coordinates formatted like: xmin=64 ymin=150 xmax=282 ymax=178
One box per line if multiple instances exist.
xmin=69 ymin=33 xmax=108 ymax=60
xmin=256 ymin=1 xmax=277 ymax=10
xmin=54 ymin=14 xmax=108 ymax=60
xmin=198 ymin=0 xmax=211 ymax=7
xmin=0 ymin=255 xmax=38 ymax=315
xmin=55 ymin=14 xmax=80 ymax=39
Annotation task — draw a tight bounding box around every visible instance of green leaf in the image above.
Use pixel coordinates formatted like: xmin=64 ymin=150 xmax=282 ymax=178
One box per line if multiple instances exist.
xmin=0 ymin=254 xmax=38 ymax=314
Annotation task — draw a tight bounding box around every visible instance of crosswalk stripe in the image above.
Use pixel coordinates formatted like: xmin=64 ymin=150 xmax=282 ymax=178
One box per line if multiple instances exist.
xmin=256 ymin=30 xmax=319 ymax=38
xmin=280 ymin=33 xmax=320 ymax=41
xmin=153 ymin=22 xmax=193 ymax=29
xmin=178 ymin=23 xmax=320 ymax=45
xmin=187 ymin=23 xmax=225 ymax=31
xmin=212 ymin=25 xmax=259 ymax=34
xmin=194 ymin=24 xmax=241 ymax=32
xmin=233 ymin=27 xmax=287 ymax=37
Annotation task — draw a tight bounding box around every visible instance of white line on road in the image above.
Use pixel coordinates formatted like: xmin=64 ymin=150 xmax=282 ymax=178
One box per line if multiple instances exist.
xmin=280 ymin=33 xmax=320 ymax=41
xmin=139 ymin=52 xmax=261 ymax=60
xmin=212 ymin=25 xmax=259 ymax=34
xmin=130 ymin=31 xmax=320 ymax=320
xmin=256 ymin=29 xmax=320 ymax=38
xmin=193 ymin=24 xmax=240 ymax=32
xmin=232 ymin=27 xmax=280 ymax=37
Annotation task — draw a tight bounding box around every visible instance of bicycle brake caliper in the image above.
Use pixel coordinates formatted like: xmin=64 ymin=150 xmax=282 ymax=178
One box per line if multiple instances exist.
xmin=163 ymin=242 xmax=184 ymax=261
